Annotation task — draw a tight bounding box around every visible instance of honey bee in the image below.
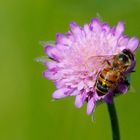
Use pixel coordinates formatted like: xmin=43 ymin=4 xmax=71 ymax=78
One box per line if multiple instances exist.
xmin=95 ymin=49 xmax=134 ymax=96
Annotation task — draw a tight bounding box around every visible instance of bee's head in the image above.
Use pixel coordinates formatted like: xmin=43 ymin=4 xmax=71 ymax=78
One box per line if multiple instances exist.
xmin=118 ymin=49 xmax=134 ymax=64
xmin=122 ymin=49 xmax=134 ymax=61
xmin=118 ymin=53 xmax=129 ymax=64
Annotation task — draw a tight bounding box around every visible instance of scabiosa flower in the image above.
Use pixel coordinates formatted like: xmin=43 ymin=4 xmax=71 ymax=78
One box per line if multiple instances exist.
xmin=43 ymin=18 xmax=139 ymax=115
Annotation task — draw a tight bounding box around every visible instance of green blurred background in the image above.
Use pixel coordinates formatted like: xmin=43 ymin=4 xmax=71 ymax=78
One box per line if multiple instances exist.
xmin=0 ymin=0 xmax=140 ymax=140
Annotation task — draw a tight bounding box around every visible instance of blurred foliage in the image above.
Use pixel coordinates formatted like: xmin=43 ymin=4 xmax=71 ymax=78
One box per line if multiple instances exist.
xmin=0 ymin=0 xmax=140 ymax=140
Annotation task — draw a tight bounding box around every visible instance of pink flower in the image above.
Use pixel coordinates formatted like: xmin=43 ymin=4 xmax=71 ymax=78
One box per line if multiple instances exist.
xmin=42 ymin=18 xmax=139 ymax=115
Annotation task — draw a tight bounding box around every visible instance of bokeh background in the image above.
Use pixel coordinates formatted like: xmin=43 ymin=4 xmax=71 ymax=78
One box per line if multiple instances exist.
xmin=0 ymin=0 xmax=140 ymax=140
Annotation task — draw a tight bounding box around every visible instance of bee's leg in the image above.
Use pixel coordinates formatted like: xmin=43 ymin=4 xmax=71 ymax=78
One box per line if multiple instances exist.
xmin=124 ymin=79 xmax=130 ymax=86
xmin=123 ymin=75 xmax=130 ymax=87
xmin=124 ymin=77 xmax=130 ymax=87
xmin=104 ymin=59 xmax=111 ymax=66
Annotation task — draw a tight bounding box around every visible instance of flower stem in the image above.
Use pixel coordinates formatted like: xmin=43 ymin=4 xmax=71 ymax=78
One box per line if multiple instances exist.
xmin=107 ymin=101 xmax=120 ymax=140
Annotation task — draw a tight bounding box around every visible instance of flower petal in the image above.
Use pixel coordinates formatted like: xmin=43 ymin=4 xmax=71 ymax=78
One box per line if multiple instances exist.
xmin=77 ymin=81 xmax=85 ymax=91
xmin=56 ymin=33 xmax=72 ymax=46
xmin=90 ymin=18 xmax=101 ymax=32
xmin=83 ymin=24 xmax=91 ymax=35
xmin=43 ymin=70 xmax=58 ymax=80
xmin=127 ymin=37 xmax=139 ymax=52
xmin=52 ymin=88 xmax=69 ymax=99
xmin=118 ymin=36 xmax=129 ymax=46
xmin=42 ymin=18 xmax=139 ymax=116
xmin=115 ymin=22 xmax=124 ymax=37
xmin=87 ymin=97 xmax=95 ymax=115
xmin=70 ymin=89 xmax=80 ymax=96
xmin=44 ymin=45 xmax=61 ymax=61
xmin=75 ymin=94 xmax=84 ymax=108
xmin=70 ymin=22 xmax=81 ymax=35
xmin=104 ymin=93 xmax=113 ymax=104
xmin=118 ymin=83 xmax=129 ymax=93
xmin=45 ymin=61 xmax=58 ymax=69
xmin=102 ymin=23 xmax=110 ymax=33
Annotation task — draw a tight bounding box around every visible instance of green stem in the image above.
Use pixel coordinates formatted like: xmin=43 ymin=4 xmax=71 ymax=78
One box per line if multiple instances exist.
xmin=107 ymin=101 xmax=120 ymax=140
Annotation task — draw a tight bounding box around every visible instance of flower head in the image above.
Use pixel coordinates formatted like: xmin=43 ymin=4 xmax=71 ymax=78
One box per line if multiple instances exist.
xmin=43 ymin=18 xmax=139 ymax=115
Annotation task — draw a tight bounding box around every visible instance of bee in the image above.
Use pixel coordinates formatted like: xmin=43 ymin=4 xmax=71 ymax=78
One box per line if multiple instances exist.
xmin=95 ymin=49 xmax=134 ymax=96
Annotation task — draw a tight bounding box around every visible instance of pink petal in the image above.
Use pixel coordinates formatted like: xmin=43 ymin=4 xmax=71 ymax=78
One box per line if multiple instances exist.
xmin=87 ymin=97 xmax=95 ymax=115
xmin=70 ymin=22 xmax=82 ymax=35
xmin=43 ymin=70 xmax=58 ymax=80
xmin=70 ymin=90 xmax=80 ymax=96
xmin=45 ymin=61 xmax=58 ymax=69
xmin=83 ymin=24 xmax=91 ymax=35
xmin=54 ymin=80 xmax=65 ymax=89
xmin=65 ymin=31 xmax=75 ymax=42
xmin=52 ymin=88 xmax=68 ymax=99
xmin=102 ymin=23 xmax=110 ymax=33
xmin=115 ymin=22 xmax=124 ymax=37
xmin=56 ymin=33 xmax=72 ymax=46
xmin=75 ymin=94 xmax=84 ymax=108
xmin=90 ymin=18 xmax=101 ymax=32
xmin=77 ymin=81 xmax=85 ymax=91
xmin=104 ymin=93 xmax=113 ymax=104
xmin=44 ymin=45 xmax=61 ymax=61
xmin=118 ymin=36 xmax=129 ymax=46
xmin=127 ymin=37 xmax=139 ymax=52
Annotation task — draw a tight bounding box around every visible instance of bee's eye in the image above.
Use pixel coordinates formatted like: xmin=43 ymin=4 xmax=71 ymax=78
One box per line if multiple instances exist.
xmin=118 ymin=54 xmax=128 ymax=63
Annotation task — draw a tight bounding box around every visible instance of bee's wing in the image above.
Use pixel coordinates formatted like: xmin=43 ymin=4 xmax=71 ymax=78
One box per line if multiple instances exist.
xmin=89 ymin=54 xmax=116 ymax=58
xmin=86 ymin=55 xmax=115 ymax=65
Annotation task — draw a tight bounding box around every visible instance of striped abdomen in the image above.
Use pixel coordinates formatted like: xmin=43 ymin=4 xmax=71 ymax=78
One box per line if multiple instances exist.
xmin=95 ymin=67 xmax=120 ymax=96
